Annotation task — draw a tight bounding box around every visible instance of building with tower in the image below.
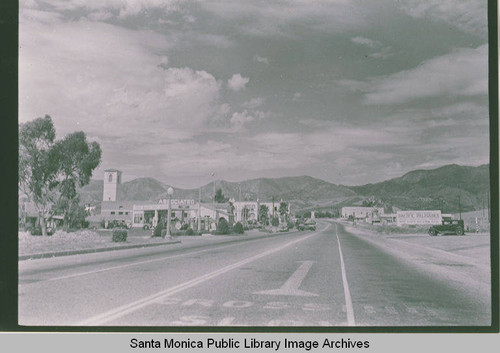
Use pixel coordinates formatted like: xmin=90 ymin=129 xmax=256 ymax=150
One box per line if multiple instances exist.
xmin=103 ymin=169 xmax=122 ymax=202
xmin=96 ymin=169 xmax=288 ymax=230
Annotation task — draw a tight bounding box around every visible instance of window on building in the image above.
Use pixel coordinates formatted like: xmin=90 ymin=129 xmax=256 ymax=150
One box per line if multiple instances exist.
xmin=108 ymin=174 xmax=113 ymax=182
xmin=111 ymin=211 xmax=115 ymax=215
xmin=125 ymin=212 xmax=129 ymax=215
xmin=119 ymin=206 xmax=123 ymax=209
xmin=119 ymin=212 xmax=123 ymax=215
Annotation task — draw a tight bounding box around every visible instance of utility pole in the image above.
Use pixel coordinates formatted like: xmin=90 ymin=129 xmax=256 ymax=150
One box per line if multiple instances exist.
xmin=487 ymin=192 xmax=490 ymax=223
xmin=458 ymin=194 xmax=461 ymax=220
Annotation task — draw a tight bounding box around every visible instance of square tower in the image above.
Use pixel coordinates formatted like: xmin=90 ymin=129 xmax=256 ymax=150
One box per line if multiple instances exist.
xmin=103 ymin=169 xmax=122 ymax=202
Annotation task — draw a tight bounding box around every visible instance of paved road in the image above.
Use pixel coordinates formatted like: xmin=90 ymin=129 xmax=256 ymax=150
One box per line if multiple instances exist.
xmin=19 ymin=221 xmax=491 ymax=326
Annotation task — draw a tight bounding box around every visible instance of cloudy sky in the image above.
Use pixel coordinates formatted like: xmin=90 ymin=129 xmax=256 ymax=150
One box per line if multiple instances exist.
xmin=19 ymin=0 xmax=489 ymax=188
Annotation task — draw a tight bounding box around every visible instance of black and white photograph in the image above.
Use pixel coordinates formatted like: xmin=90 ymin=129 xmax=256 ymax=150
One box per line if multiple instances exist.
xmin=17 ymin=0 xmax=493 ymax=328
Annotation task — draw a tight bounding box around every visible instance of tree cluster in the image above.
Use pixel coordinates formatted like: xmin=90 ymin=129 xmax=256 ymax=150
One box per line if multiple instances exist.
xmin=19 ymin=115 xmax=102 ymax=235
xmin=214 ymin=188 xmax=229 ymax=203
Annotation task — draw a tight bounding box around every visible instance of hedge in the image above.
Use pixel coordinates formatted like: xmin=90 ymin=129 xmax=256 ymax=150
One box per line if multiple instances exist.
xmin=112 ymin=229 xmax=128 ymax=242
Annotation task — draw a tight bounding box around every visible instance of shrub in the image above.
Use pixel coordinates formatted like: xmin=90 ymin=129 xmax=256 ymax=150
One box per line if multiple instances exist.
xmin=30 ymin=227 xmax=42 ymax=236
xmin=215 ymin=218 xmax=230 ymax=235
xmin=100 ymin=219 xmax=106 ymax=229
xmin=112 ymin=229 xmax=128 ymax=242
xmin=180 ymin=223 xmax=189 ymax=230
xmin=30 ymin=226 xmax=54 ymax=236
xmin=233 ymin=222 xmax=244 ymax=234
xmin=153 ymin=222 xmax=164 ymax=237
xmin=161 ymin=229 xmax=167 ymax=237
xmin=186 ymin=228 xmax=195 ymax=235
xmin=271 ymin=218 xmax=279 ymax=227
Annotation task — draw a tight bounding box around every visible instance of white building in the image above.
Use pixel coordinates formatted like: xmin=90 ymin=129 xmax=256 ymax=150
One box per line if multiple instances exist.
xmin=341 ymin=206 xmax=384 ymax=220
xmin=130 ymin=201 xmax=231 ymax=230
xmin=232 ymin=200 xmax=288 ymax=223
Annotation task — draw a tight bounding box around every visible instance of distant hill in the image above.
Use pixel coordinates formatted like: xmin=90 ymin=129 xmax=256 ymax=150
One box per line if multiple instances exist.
xmin=158 ymin=176 xmax=356 ymax=212
xmin=349 ymin=164 xmax=490 ymax=213
xmin=78 ymin=164 xmax=490 ymax=213
xmin=117 ymin=178 xmax=169 ymax=201
xmin=78 ymin=175 xmax=356 ymax=211
xmin=77 ymin=179 xmax=104 ymax=205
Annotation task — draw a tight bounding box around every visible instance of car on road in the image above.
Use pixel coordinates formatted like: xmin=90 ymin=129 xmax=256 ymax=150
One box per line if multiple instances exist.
xmin=298 ymin=222 xmax=316 ymax=231
xmin=428 ymin=219 xmax=465 ymax=236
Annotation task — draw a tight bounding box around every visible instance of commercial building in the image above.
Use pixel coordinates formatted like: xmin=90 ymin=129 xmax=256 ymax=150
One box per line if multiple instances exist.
xmin=232 ymin=200 xmax=287 ymax=223
xmin=341 ymin=207 xmax=384 ymax=220
xmin=130 ymin=200 xmax=232 ymax=231
xmin=97 ymin=170 xmax=288 ymax=230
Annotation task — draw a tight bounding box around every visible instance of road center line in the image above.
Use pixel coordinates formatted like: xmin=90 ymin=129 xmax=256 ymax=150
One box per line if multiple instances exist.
xmin=335 ymin=223 xmax=356 ymax=326
xmin=77 ymin=229 xmax=324 ymax=326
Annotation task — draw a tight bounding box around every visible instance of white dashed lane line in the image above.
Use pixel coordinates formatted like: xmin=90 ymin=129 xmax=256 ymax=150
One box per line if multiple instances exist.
xmin=335 ymin=223 xmax=356 ymax=326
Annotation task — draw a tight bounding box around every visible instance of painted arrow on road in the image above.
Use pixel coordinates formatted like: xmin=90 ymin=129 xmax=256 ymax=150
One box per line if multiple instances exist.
xmin=254 ymin=261 xmax=318 ymax=297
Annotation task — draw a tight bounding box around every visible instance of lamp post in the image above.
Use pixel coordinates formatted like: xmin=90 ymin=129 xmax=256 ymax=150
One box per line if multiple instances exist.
xmin=166 ymin=187 xmax=174 ymax=238
xmin=197 ymin=187 xmax=202 ymax=232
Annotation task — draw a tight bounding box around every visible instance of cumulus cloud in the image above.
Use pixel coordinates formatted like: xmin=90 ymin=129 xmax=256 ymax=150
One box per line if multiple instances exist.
xmin=19 ymin=12 xmax=222 ymax=143
xmin=230 ymin=111 xmax=255 ymax=128
xmin=226 ymin=110 xmax=270 ymax=131
xmin=364 ymin=45 xmax=487 ymax=105
xmin=227 ymin=73 xmax=250 ymax=91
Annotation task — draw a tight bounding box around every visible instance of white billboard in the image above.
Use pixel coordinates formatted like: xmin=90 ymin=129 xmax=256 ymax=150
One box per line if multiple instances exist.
xmin=396 ymin=210 xmax=442 ymax=226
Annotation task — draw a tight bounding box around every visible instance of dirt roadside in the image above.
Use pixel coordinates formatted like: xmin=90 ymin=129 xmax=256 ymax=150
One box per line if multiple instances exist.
xmin=336 ymin=221 xmax=492 ymax=306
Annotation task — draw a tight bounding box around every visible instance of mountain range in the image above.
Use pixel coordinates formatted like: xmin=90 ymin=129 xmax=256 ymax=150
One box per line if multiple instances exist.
xmin=78 ymin=164 xmax=490 ymax=213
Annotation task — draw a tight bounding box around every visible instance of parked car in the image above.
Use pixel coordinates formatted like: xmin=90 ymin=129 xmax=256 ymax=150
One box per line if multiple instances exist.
xmin=428 ymin=219 xmax=465 ymax=236
xmin=107 ymin=220 xmax=130 ymax=229
xmin=298 ymin=222 xmax=316 ymax=231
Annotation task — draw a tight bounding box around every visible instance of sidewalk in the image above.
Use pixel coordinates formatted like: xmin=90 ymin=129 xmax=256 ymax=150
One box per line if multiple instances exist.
xmin=19 ymin=236 xmax=181 ymax=261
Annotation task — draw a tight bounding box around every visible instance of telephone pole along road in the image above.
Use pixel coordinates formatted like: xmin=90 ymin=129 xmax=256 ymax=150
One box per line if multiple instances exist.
xmin=19 ymin=221 xmax=491 ymax=326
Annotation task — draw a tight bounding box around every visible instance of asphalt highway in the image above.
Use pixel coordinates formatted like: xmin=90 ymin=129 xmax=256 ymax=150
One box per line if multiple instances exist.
xmin=18 ymin=221 xmax=491 ymax=327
